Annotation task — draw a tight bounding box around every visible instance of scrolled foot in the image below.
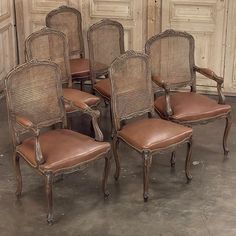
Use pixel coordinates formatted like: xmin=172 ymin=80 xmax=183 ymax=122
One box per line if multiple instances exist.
xmin=143 ymin=193 xmax=149 ymax=202
xmin=47 ymin=216 xmax=54 ymax=225
xmin=186 ymin=173 xmax=193 ymax=182
xmin=15 ymin=191 xmax=21 ymax=199
xmin=104 ymin=190 xmax=110 ymax=199
xmin=114 ymin=171 xmax=120 ymax=181
xmin=224 ymin=149 xmax=229 ymax=158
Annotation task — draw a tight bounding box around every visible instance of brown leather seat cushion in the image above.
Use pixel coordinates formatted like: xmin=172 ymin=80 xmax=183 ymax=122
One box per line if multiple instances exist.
xmin=70 ymin=59 xmax=108 ymax=78
xmin=118 ymin=118 xmax=192 ymax=152
xmin=63 ymin=88 xmax=100 ymax=112
xmin=94 ymin=79 xmax=111 ymax=100
xmin=154 ymin=92 xmax=231 ymax=122
xmin=17 ymin=129 xmax=110 ymax=172
xmin=70 ymin=58 xmax=90 ymax=78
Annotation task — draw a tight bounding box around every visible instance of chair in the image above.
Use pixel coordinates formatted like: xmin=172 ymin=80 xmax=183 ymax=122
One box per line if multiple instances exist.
xmin=145 ymin=29 xmax=232 ymax=162
xmin=46 ymin=5 xmax=89 ymax=90
xmin=110 ymin=50 xmax=193 ymax=201
xmin=25 ymin=27 xmax=102 ymax=138
xmin=87 ymin=19 xmax=125 ymax=103
xmin=5 ymin=60 xmax=111 ymax=224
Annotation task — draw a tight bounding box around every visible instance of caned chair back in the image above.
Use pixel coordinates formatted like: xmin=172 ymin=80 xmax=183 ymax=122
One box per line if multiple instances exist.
xmin=5 ymin=61 xmax=66 ymax=143
xmin=145 ymin=29 xmax=196 ymax=90
xmin=46 ymin=5 xmax=84 ymax=59
xmin=87 ymin=19 xmax=125 ymax=85
xmin=109 ymin=50 xmax=153 ymax=131
xmin=25 ymin=27 xmax=72 ymax=86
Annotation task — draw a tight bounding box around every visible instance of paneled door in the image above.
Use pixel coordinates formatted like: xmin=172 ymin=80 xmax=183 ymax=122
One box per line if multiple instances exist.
xmin=224 ymin=0 xmax=236 ymax=94
xmin=161 ymin=0 xmax=228 ymax=92
xmin=15 ymin=0 xmax=81 ymax=63
xmin=16 ymin=0 xmax=147 ymax=63
xmin=0 ymin=0 xmax=17 ymax=92
xmin=81 ymin=0 xmax=146 ymax=51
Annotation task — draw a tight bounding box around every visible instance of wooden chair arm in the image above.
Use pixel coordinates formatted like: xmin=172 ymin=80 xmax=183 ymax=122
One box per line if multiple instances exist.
xmin=194 ymin=65 xmax=223 ymax=84
xmin=152 ymin=76 xmax=173 ymax=117
xmin=15 ymin=115 xmax=44 ymax=165
xmin=63 ymin=97 xmax=104 ymax=141
xmin=194 ymin=65 xmax=225 ymax=104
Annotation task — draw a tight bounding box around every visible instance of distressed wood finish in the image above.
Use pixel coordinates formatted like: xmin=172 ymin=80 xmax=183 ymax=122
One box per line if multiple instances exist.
xmin=145 ymin=29 xmax=232 ymax=158
xmin=87 ymin=19 xmax=125 ymax=88
xmin=110 ymin=50 xmax=193 ymax=201
xmin=25 ymin=27 xmax=103 ymax=140
xmin=5 ymin=60 xmax=111 ymax=223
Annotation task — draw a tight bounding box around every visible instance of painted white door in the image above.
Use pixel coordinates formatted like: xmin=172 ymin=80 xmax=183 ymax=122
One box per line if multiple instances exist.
xmin=16 ymin=0 xmax=146 ymax=62
xmin=0 ymin=0 xmax=17 ymax=91
xmin=161 ymin=0 xmax=228 ymax=92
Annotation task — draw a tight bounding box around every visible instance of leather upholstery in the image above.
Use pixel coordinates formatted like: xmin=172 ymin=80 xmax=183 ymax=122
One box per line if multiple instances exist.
xmin=63 ymin=88 xmax=100 ymax=112
xmin=70 ymin=58 xmax=108 ymax=78
xmin=154 ymin=92 xmax=231 ymax=122
xmin=152 ymin=75 xmax=164 ymax=87
xmin=94 ymin=79 xmax=111 ymax=100
xmin=118 ymin=118 xmax=192 ymax=152
xmin=17 ymin=129 xmax=110 ymax=172
xmin=70 ymin=58 xmax=90 ymax=78
xmin=16 ymin=116 xmax=33 ymax=128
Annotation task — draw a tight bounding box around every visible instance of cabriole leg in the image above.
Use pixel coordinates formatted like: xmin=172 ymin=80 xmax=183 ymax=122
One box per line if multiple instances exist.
xmin=14 ymin=153 xmax=22 ymax=198
xmin=185 ymin=138 xmax=193 ymax=181
xmin=170 ymin=151 xmax=176 ymax=167
xmin=223 ymin=113 xmax=232 ymax=157
xmin=113 ymin=137 xmax=120 ymax=181
xmin=45 ymin=173 xmax=54 ymax=225
xmin=143 ymin=151 xmax=152 ymax=202
xmin=102 ymin=151 xmax=111 ymax=198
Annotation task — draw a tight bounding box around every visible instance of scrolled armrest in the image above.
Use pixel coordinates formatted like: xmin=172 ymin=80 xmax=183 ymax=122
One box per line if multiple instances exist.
xmin=16 ymin=116 xmax=34 ymax=129
xmin=152 ymin=76 xmax=166 ymax=89
xmin=63 ymin=97 xmax=104 ymax=141
xmin=152 ymin=76 xmax=173 ymax=117
xmin=194 ymin=65 xmax=225 ymax=104
xmin=194 ymin=65 xmax=223 ymax=84
xmin=15 ymin=115 xmax=44 ymax=165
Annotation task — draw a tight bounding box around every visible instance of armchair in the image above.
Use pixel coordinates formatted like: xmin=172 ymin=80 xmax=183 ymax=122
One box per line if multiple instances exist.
xmin=145 ymin=29 xmax=231 ymax=164
xmin=5 ymin=61 xmax=111 ymax=224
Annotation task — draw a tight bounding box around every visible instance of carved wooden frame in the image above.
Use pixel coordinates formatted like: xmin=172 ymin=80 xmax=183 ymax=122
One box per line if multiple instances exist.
xmin=87 ymin=18 xmax=125 ymax=89
xmin=25 ymin=27 xmax=103 ymax=140
xmin=5 ymin=60 xmax=111 ymax=224
xmin=45 ymin=5 xmax=85 ymax=58
xmin=109 ymin=50 xmax=193 ymax=201
xmin=145 ymin=29 xmax=232 ymax=158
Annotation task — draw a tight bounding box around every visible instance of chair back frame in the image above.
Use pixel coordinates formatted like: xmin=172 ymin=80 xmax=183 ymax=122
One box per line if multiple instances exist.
xmin=5 ymin=60 xmax=66 ymax=147
xmin=46 ymin=5 xmax=85 ymax=59
xmin=87 ymin=19 xmax=125 ymax=86
xmin=145 ymin=29 xmax=196 ymax=92
xmin=25 ymin=27 xmax=72 ymax=87
xmin=109 ymin=50 xmax=154 ymax=131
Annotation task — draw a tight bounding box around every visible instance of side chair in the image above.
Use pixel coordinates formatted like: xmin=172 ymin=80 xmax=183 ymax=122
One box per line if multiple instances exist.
xmin=110 ymin=50 xmax=193 ymax=201
xmin=87 ymin=19 xmax=125 ymax=104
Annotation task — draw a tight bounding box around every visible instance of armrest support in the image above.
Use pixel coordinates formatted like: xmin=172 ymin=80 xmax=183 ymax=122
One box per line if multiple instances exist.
xmin=63 ymin=98 xmax=104 ymax=141
xmin=194 ymin=65 xmax=225 ymax=104
xmin=15 ymin=116 xmax=44 ymax=165
xmin=152 ymin=76 xmax=173 ymax=117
